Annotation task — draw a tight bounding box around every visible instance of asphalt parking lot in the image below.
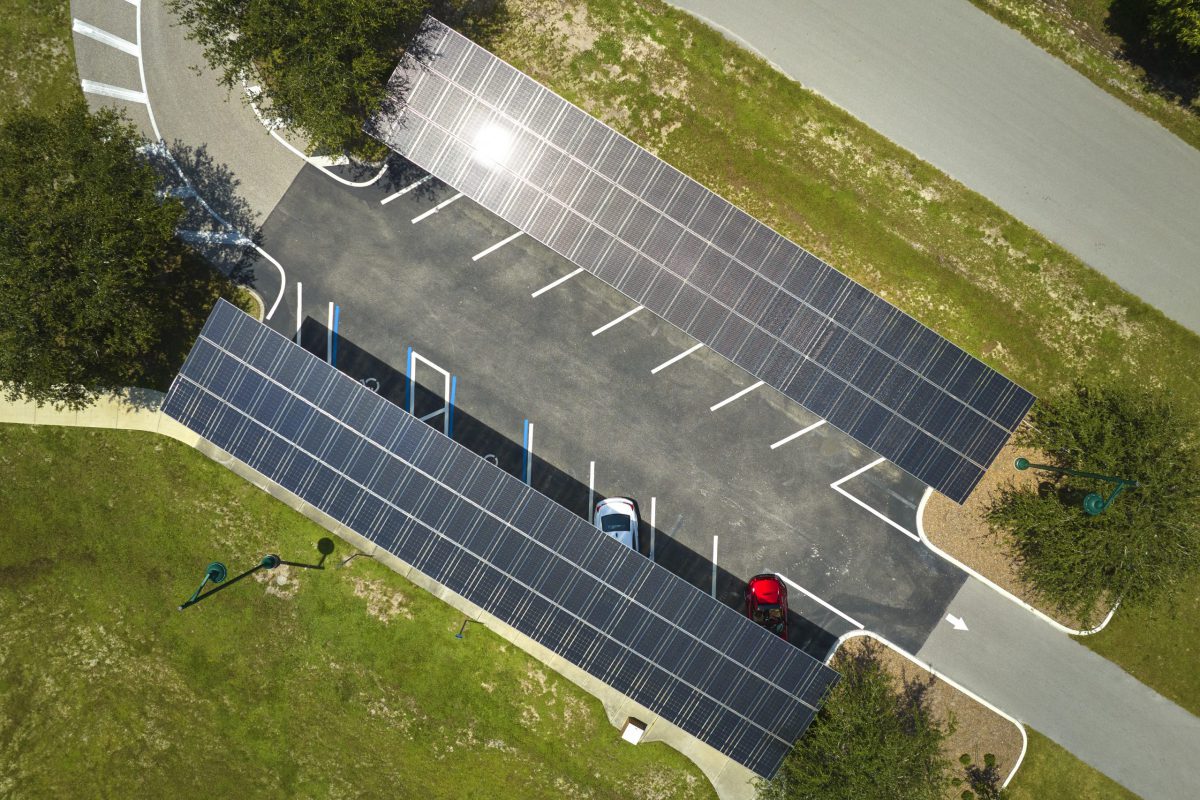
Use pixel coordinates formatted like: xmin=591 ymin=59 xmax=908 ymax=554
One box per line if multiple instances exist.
xmin=250 ymin=160 xmax=966 ymax=657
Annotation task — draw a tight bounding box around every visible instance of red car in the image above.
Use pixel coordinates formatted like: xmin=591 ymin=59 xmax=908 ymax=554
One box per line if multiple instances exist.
xmin=745 ymin=574 xmax=789 ymax=639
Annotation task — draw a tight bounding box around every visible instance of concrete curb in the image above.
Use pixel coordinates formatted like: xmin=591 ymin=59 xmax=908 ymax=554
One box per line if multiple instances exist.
xmin=916 ymin=488 xmax=1119 ymax=637
xmin=827 ymin=629 xmax=1028 ymax=789
xmin=242 ymin=81 xmax=389 ymax=189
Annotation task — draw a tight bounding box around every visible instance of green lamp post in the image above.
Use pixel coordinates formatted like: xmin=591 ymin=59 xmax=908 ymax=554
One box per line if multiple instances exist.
xmin=178 ymin=554 xmax=281 ymax=610
xmin=1014 ymin=457 xmax=1138 ymax=515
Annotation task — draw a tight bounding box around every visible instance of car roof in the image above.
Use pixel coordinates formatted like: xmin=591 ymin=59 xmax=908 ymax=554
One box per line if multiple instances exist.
xmin=749 ymin=574 xmax=783 ymax=604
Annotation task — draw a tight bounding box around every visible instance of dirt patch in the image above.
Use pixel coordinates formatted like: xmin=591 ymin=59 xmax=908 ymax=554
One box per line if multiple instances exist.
xmin=923 ymin=442 xmax=1109 ymax=630
xmin=840 ymin=637 xmax=1024 ymax=797
xmin=349 ymin=576 xmax=413 ymax=622
xmin=253 ymin=563 xmax=298 ymax=599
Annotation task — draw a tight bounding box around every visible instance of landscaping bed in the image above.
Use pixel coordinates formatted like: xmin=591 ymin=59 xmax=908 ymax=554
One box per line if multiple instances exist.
xmin=836 ymin=636 xmax=1024 ymax=798
xmin=922 ymin=442 xmax=1114 ymax=631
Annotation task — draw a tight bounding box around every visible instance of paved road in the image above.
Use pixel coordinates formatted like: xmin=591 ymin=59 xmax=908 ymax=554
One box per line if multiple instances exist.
xmin=669 ymin=0 xmax=1200 ymax=333
xmin=922 ymin=577 xmax=1200 ymax=799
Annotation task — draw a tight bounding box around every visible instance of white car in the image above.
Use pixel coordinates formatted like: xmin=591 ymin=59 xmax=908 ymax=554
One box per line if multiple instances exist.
xmin=594 ymin=497 xmax=640 ymax=551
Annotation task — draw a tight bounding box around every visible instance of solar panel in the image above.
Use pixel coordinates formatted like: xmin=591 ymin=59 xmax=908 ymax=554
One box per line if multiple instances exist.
xmin=367 ymin=18 xmax=1035 ymax=503
xmin=163 ymin=300 xmax=839 ymax=777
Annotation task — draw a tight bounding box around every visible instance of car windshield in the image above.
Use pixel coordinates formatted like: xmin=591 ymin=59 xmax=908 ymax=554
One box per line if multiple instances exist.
xmin=752 ymin=604 xmax=781 ymax=624
xmin=601 ymin=513 xmax=632 ymax=532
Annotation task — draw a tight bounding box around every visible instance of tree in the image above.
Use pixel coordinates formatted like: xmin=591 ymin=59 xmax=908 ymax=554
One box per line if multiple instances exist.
xmin=757 ymin=641 xmax=952 ymax=800
xmin=168 ymin=0 xmax=431 ymax=158
xmin=1146 ymin=0 xmax=1200 ymax=70
xmin=989 ymin=382 xmax=1200 ymax=622
xmin=0 ymin=100 xmax=226 ymax=408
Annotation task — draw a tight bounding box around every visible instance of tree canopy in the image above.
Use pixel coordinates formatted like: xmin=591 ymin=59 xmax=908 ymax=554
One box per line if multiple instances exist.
xmin=0 ymin=100 xmax=225 ymax=408
xmin=757 ymin=641 xmax=951 ymax=800
xmin=989 ymin=381 xmax=1200 ymax=622
xmin=168 ymin=0 xmax=431 ymax=158
xmin=1146 ymin=0 xmax=1200 ymax=69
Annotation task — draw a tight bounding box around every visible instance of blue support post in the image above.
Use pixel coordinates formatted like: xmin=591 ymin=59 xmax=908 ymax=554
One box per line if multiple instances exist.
xmin=447 ymin=375 xmax=457 ymax=439
xmin=521 ymin=418 xmax=530 ymax=485
xmin=331 ymin=304 xmax=340 ymax=367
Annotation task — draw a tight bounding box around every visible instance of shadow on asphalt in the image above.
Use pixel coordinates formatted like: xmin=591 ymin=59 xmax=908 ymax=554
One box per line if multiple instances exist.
xmin=298 ymin=318 xmax=840 ymax=661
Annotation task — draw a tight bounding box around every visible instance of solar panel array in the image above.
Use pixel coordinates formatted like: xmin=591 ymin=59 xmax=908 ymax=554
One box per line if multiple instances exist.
xmin=162 ymin=300 xmax=840 ymax=778
xmin=368 ymin=18 xmax=1035 ymax=503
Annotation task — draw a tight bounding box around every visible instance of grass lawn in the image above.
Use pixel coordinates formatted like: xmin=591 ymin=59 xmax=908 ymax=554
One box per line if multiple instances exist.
xmin=1081 ymin=583 xmax=1200 ymax=716
xmin=965 ymin=0 xmax=1200 ymax=151
xmin=0 ymin=0 xmax=80 ymax=117
xmin=0 ymin=424 xmax=714 ymax=799
xmin=1007 ymin=729 xmax=1140 ymax=800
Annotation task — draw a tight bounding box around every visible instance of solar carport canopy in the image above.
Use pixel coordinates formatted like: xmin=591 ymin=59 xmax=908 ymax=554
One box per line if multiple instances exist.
xmin=162 ymin=300 xmax=840 ymax=778
xmin=368 ymin=18 xmax=1035 ymax=504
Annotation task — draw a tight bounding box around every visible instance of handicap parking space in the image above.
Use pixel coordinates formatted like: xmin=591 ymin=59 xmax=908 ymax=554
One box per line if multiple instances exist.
xmin=251 ymin=160 xmax=966 ymax=656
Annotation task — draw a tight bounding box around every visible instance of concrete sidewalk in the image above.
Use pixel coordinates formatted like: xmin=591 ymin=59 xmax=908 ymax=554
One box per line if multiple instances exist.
xmin=0 ymin=389 xmax=197 ymax=444
xmin=920 ymin=576 xmax=1200 ymax=799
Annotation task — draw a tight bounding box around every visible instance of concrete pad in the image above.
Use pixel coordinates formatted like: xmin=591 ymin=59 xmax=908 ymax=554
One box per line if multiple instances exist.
xmin=81 ymin=93 xmax=156 ymax=140
xmin=72 ymin=37 xmax=142 ymax=92
xmin=140 ymin=1 xmax=304 ymax=224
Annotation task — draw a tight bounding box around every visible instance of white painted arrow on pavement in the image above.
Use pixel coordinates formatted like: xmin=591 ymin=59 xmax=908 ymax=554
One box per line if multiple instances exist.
xmin=945 ymin=614 xmax=968 ymax=631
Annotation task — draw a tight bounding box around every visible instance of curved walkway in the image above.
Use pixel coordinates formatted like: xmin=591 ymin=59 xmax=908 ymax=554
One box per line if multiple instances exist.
xmin=668 ymin=0 xmax=1200 ymax=333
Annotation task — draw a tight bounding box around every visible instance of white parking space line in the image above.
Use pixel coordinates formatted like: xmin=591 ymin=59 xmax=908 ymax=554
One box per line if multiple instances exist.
xmin=650 ymin=343 xmax=704 ymax=374
xmin=830 ymin=457 xmax=920 ymax=541
xmin=709 ymin=380 xmax=765 ymax=411
xmin=587 ymin=461 xmax=595 ymax=519
xmin=591 ymin=305 xmax=644 ymax=336
xmin=769 ymin=420 xmax=827 ymax=450
xmin=531 ymin=267 xmax=584 ymax=298
xmin=294 ymin=282 xmax=303 ymax=344
xmin=380 ymin=175 xmax=431 ymax=204
xmin=831 ymin=456 xmax=887 ymax=488
xmin=410 ymin=191 xmax=463 ymax=223
xmin=649 ymin=496 xmax=656 ymax=562
xmin=80 ymin=79 xmax=147 ymax=105
xmin=711 ymin=536 xmax=719 ymax=597
xmin=72 ymin=19 xmax=140 ymax=56
xmin=776 ymin=573 xmax=866 ymax=629
xmin=472 ymin=231 xmax=523 ymax=261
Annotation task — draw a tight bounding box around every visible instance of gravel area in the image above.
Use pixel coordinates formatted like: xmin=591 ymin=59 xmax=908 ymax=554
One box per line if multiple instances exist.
xmin=922 ymin=442 xmax=1104 ymax=631
xmin=840 ymin=636 xmax=1025 ymax=796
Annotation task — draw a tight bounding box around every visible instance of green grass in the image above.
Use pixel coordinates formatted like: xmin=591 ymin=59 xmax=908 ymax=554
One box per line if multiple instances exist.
xmin=1081 ymin=583 xmax=1200 ymax=716
xmin=0 ymin=0 xmax=80 ymax=117
xmin=0 ymin=424 xmax=714 ymax=799
xmin=965 ymin=0 xmax=1200 ymax=152
xmin=492 ymin=0 xmax=1200 ymax=722
xmin=1006 ymin=729 xmax=1141 ymax=799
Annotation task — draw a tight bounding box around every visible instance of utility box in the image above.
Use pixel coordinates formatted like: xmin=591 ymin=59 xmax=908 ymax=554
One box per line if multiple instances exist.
xmin=621 ymin=717 xmax=647 ymax=745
